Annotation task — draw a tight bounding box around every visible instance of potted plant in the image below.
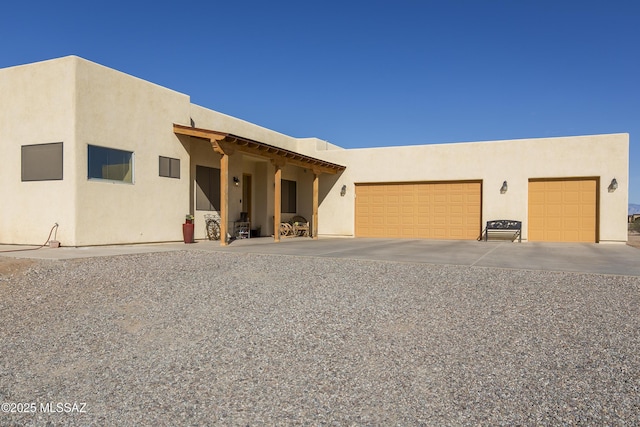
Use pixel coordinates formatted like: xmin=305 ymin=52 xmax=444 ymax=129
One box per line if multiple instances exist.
xmin=183 ymin=214 xmax=195 ymax=243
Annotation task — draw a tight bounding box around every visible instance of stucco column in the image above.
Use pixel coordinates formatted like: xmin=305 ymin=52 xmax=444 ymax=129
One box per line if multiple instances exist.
xmin=273 ymin=163 xmax=282 ymax=242
xmin=219 ymin=153 xmax=229 ymax=246
xmin=312 ymin=172 xmax=320 ymax=239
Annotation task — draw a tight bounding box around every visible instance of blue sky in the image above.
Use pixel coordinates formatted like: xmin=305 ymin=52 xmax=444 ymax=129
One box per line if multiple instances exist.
xmin=2 ymin=1 xmax=638 ymax=203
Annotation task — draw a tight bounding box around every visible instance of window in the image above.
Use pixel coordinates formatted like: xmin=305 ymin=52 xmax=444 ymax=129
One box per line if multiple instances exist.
xmin=88 ymin=145 xmax=133 ymax=183
xmin=159 ymin=156 xmax=180 ymax=178
xmin=196 ymin=165 xmax=220 ymax=211
xmin=21 ymin=142 xmax=63 ymax=181
xmin=281 ymin=179 xmax=297 ymax=213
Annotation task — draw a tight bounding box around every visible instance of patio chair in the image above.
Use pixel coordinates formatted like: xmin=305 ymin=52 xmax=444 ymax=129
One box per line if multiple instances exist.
xmin=291 ymin=215 xmax=310 ymax=237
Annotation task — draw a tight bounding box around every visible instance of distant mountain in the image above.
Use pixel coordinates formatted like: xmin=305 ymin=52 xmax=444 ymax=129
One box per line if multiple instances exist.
xmin=630 ymin=204 xmax=640 ymax=215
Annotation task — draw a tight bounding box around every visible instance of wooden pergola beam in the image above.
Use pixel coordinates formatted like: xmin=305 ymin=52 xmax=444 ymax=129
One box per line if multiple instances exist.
xmin=273 ymin=162 xmax=282 ymax=243
xmin=313 ymin=172 xmax=319 ymax=239
xmin=219 ymin=153 xmax=229 ymax=246
xmin=174 ymin=123 xmax=345 ymax=174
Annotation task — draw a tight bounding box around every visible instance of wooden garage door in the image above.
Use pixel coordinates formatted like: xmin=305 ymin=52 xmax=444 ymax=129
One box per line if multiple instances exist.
xmin=355 ymin=181 xmax=481 ymax=239
xmin=528 ymin=178 xmax=598 ymax=242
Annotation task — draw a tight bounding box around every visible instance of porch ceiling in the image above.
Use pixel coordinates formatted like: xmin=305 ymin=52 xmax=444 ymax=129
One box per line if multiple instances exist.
xmin=173 ymin=123 xmax=345 ymax=175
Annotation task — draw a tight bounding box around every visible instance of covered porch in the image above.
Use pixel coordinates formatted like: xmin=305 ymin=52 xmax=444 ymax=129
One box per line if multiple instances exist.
xmin=174 ymin=124 xmax=346 ymax=245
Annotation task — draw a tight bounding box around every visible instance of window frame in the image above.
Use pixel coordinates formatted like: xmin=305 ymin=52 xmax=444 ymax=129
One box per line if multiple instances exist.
xmin=21 ymin=142 xmax=64 ymax=182
xmin=196 ymin=165 xmax=221 ymax=211
xmin=87 ymin=144 xmax=134 ymax=184
xmin=159 ymin=156 xmax=180 ymax=179
xmin=281 ymin=179 xmax=297 ymax=214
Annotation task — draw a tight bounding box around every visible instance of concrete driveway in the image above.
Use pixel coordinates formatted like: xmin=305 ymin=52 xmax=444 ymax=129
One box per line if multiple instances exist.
xmin=202 ymin=237 xmax=640 ymax=276
xmin=2 ymin=237 xmax=639 ymax=276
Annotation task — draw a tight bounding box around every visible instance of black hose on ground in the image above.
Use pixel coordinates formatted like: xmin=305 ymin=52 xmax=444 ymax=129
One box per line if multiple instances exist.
xmin=0 ymin=223 xmax=59 ymax=253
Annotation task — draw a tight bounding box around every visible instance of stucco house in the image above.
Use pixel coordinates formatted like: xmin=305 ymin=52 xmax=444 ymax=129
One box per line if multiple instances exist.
xmin=0 ymin=56 xmax=629 ymax=246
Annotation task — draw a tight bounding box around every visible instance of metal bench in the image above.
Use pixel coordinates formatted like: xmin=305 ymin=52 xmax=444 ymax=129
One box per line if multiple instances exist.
xmin=484 ymin=220 xmax=522 ymax=242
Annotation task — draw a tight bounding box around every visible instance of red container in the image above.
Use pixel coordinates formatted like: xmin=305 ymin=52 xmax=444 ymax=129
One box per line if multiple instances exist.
xmin=182 ymin=223 xmax=194 ymax=243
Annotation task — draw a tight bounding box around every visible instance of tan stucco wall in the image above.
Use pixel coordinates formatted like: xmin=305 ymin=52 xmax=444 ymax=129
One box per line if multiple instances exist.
xmin=72 ymin=57 xmax=192 ymax=245
xmin=0 ymin=57 xmax=78 ymax=245
xmin=315 ymin=134 xmax=629 ymax=242
xmin=0 ymin=56 xmax=630 ymax=245
xmin=189 ymin=104 xmax=300 ymax=152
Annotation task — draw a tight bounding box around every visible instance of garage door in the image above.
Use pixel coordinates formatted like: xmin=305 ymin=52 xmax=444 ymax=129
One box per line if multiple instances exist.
xmin=528 ymin=178 xmax=598 ymax=242
xmin=355 ymin=181 xmax=482 ymax=239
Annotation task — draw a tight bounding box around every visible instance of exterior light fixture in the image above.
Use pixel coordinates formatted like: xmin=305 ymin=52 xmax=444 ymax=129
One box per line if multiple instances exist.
xmin=608 ymin=178 xmax=618 ymax=192
xmin=500 ymin=181 xmax=508 ymax=194
xmin=233 ymin=176 xmax=240 ymax=187
xmin=340 ymin=185 xmax=347 ymax=197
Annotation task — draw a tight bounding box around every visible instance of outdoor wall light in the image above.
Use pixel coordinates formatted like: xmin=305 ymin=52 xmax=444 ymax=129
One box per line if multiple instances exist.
xmin=233 ymin=176 xmax=240 ymax=187
xmin=608 ymin=178 xmax=618 ymax=192
xmin=340 ymin=185 xmax=347 ymax=197
xmin=500 ymin=181 xmax=508 ymax=194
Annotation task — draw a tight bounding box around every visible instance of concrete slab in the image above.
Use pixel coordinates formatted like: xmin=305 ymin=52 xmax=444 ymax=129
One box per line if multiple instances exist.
xmin=203 ymin=238 xmax=640 ymax=276
xmin=0 ymin=243 xmax=179 ymax=259
xmin=475 ymin=242 xmax=640 ymax=276
xmin=1 ymin=237 xmax=639 ymax=276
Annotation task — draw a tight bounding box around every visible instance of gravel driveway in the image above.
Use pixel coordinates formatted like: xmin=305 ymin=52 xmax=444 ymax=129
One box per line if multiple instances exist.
xmin=1 ymin=251 xmax=639 ymax=426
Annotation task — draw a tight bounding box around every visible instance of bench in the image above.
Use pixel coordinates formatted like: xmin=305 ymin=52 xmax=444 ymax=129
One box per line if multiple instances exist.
xmin=484 ymin=220 xmax=522 ymax=242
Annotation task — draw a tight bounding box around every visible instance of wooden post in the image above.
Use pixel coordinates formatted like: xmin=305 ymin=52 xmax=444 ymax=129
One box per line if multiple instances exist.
xmin=220 ymin=153 xmax=229 ymax=246
xmin=313 ymin=172 xmax=320 ymax=239
xmin=274 ymin=163 xmax=282 ymax=242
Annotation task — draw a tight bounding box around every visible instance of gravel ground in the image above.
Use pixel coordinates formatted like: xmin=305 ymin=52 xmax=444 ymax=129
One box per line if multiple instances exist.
xmin=1 ymin=251 xmax=639 ymax=426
